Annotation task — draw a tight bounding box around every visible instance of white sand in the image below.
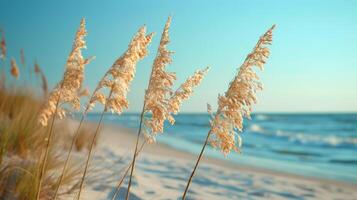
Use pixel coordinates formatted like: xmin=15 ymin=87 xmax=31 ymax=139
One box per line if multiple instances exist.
xmin=69 ymin=121 xmax=357 ymax=200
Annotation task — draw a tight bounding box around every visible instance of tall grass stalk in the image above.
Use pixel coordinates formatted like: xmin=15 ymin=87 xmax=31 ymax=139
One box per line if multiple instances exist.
xmin=76 ymin=90 xmax=113 ymax=200
xmin=125 ymin=17 xmax=172 ymax=200
xmin=125 ymin=17 xmax=208 ymax=199
xmin=0 ymin=59 xmax=5 ymax=90
xmin=36 ymin=92 xmax=61 ymax=200
xmin=182 ymin=130 xmax=212 ymax=200
xmin=111 ymin=140 xmax=146 ymax=200
xmin=181 ymin=25 xmax=275 ymax=199
xmin=125 ymin=103 xmax=146 ymax=200
xmin=75 ymin=26 xmax=153 ymax=199
xmin=53 ymin=113 xmax=85 ymax=200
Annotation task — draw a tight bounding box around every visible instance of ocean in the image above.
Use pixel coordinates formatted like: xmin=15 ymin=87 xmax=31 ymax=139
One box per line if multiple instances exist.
xmin=85 ymin=113 xmax=357 ymax=184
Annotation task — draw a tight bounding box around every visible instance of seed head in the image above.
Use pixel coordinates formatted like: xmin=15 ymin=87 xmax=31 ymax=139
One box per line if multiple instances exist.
xmin=87 ymin=26 xmax=154 ymax=114
xmin=0 ymin=29 xmax=6 ymax=60
xmin=38 ymin=18 xmax=93 ymax=126
xmin=209 ymin=25 xmax=275 ymax=155
xmin=10 ymin=58 xmax=19 ymax=79
xmin=167 ymin=67 xmax=209 ymax=124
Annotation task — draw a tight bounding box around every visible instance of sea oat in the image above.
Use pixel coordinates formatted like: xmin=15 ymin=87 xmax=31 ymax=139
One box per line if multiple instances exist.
xmin=38 ymin=18 xmax=93 ymax=126
xmin=10 ymin=58 xmax=19 ymax=79
xmin=40 ymin=71 xmax=48 ymax=97
xmin=20 ymin=49 xmax=25 ymax=67
xmin=209 ymin=25 xmax=275 ymax=155
xmin=87 ymin=26 xmax=154 ymax=114
xmin=182 ymin=26 xmax=275 ymax=199
xmin=125 ymin=17 xmax=208 ymax=200
xmin=75 ymin=26 xmax=154 ymax=200
xmin=34 ymin=61 xmax=41 ymax=74
xmin=0 ymin=29 xmax=6 ymax=60
xmin=33 ymin=61 xmax=48 ymax=96
xmin=167 ymin=67 xmax=209 ymax=123
xmin=142 ymin=17 xmax=209 ymax=143
xmin=143 ymin=16 xmax=176 ymax=140
xmin=78 ymin=87 xmax=90 ymax=97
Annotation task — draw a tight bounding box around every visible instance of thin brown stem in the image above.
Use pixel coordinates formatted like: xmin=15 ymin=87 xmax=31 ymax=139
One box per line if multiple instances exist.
xmin=182 ymin=130 xmax=212 ymax=200
xmin=76 ymin=110 xmax=105 ymax=199
xmin=111 ymin=141 xmax=146 ymax=200
xmin=36 ymin=95 xmax=61 ymax=200
xmin=53 ymin=113 xmax=86 ymax=200
xmin=76 ymin=89 xmax=114 ymax=200
xmin=125 ymin=103 xmax=146 ymax=200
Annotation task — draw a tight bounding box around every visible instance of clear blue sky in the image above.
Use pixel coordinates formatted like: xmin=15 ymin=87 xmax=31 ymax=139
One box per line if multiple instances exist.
xmin=1 ymin=0 xmax=356 ymax=113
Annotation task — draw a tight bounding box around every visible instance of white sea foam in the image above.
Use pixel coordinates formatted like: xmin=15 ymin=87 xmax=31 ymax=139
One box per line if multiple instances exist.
xmin=275 ymin=130 xmax=357 ymax=146
xmin=255 ymin=114 xmax=269 ymax=121
xmin=249 ymin=124 xmax=264 ymax=132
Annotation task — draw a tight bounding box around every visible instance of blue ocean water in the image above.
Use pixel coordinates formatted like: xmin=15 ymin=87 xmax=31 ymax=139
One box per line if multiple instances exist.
xmin=86 ymin=113 xmax=357 ymax=184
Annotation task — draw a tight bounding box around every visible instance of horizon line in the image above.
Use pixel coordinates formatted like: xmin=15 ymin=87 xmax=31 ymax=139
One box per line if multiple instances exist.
xmin=85 ymin=111 xmax=357 ymax=115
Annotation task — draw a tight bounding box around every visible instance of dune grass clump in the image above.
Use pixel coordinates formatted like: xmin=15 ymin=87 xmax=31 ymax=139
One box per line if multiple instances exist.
xmin=0 ymin=89 xmax=83 ymax=200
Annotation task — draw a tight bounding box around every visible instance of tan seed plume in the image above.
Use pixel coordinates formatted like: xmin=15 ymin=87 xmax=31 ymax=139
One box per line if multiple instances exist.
xmin=34 ymin=61 xmax=48 ymax=96
xmin=78 ymin=87 xmax=90 ymax=97
xmin=143 ymin=17 xmax=208 ymax=143
xmin=20 ymin=48 xmax=25 ymax=66
xmin=38 ymin=18 xmax=93 ymax=126
xmin=143 ymin=16 xmax=176 ymax=142
xmin=167 ymin=67 xmax=210 ymax=124
xmin=0 ymin=29 xmax=6 ymax=60
xmin=209 ymin=25 xmax=275 ymax=156
xmin=34 ymin=61 xmax=41 ymax=74
xmin=87 ymin=26 xmax=154 ymax=114
xmin=10 ymin=58 xmax=19 ymax=79
xmin=75 ymin=26 xmax=154 ymax=200
xmin=40 ymin=71 xmax=48 ymax=97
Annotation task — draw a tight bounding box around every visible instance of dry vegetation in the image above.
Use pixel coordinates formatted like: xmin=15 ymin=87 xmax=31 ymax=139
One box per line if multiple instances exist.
xmin=0 ymin=89 xmax=90 ymax=199
xmin=0 ymin=16 xmax=275 ymax=200
xmin=0 ymin=20 xmax=100 ymax=200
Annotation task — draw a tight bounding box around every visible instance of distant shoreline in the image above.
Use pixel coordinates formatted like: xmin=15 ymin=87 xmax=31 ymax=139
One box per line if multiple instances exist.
xmin=77 ymin=119 xmax=357 ymax=187
xmin=83 ymin=112 xmax=357 ymax=115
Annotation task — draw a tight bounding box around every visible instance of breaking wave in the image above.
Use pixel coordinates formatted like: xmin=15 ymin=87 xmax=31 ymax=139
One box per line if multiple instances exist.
xmin=253 ymin=128 xmax=357 ymax=147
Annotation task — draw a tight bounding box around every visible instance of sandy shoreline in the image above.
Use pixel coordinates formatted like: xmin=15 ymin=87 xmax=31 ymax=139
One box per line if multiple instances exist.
xmin=68 ymin=120 xmax=357 ymax=200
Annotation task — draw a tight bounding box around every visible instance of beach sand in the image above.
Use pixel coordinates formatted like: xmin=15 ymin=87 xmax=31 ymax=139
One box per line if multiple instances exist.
xmin=68 ymin=121 xmax=357 ymax=200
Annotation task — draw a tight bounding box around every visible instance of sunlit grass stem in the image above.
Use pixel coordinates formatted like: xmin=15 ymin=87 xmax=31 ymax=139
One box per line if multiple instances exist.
xmin=53 ymin=113 xmax=86 ymax=200
xmin=182 ymin=130 xmax=212 ymax=200
xmin=125 ymin=102 xmax=146 ymax=200
xmin=76 ymin=89 xmax=114 ymax=200
xmin=36 ymin=90 xmax=62 ymax=200
xmin=111 ymin=141 xmax=146 ymax=200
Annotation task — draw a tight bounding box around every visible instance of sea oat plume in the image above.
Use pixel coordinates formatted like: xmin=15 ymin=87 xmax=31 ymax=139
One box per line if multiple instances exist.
xmin=143 ymin=16 xmax=177 ymax=140
xmin=87 ymin=25 xmax=154 ymax=114
xmin=209 ymin=25 xmax=275 ymax=155
xmin=34 ymin=61 xmax=41 ymax=74
xmin=0 ymin=29 xmax=6 ymax=60
xmin=10 ymin=58 xmax=19 ymax=79
xmin=167 ymin=67 xmax=209 ymax=124
xmin=20 ymin=48 xmax=25 ymax=66
xmin=40 ymin=71 xmax=48 ymax=97
xmin=78 ymin=87 xmax=90 ymax=97
xmin=38 ymin=18 xmax=93 ymax=126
